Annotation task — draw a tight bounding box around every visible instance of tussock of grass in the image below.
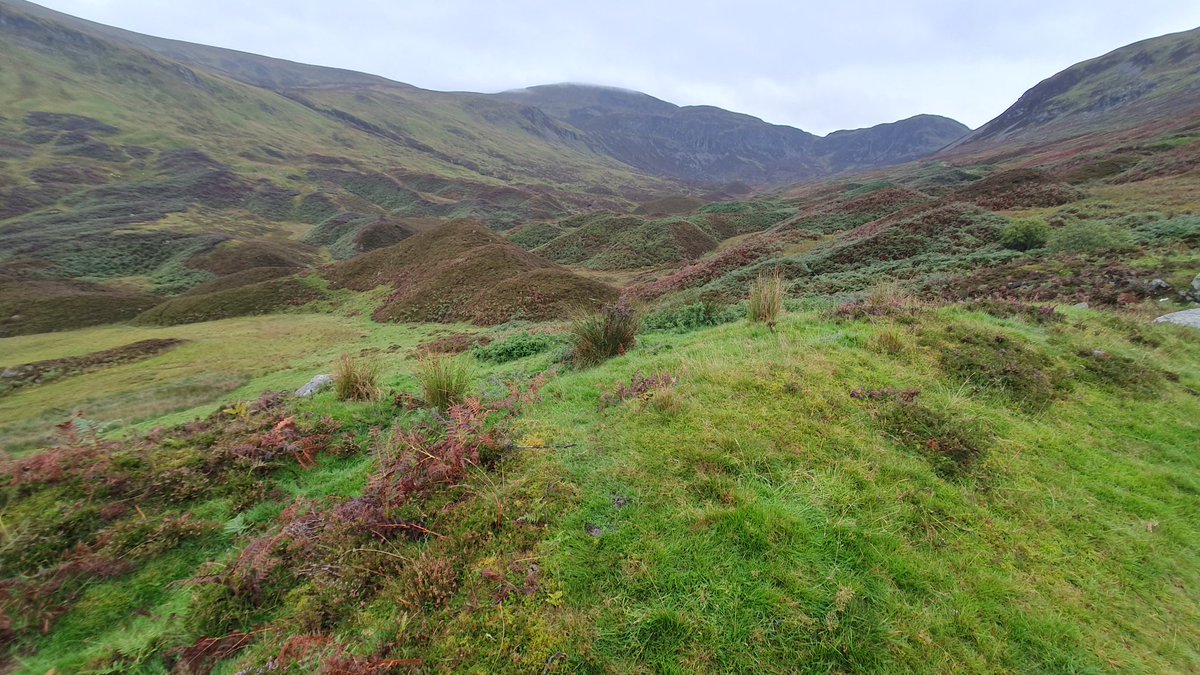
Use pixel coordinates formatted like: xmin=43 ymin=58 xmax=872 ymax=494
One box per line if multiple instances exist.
xmin=570 ymin=304 xmax=639 ymax=367
xmin=747 ymin=271 xmax=785 ymax=324
xmin=332 ymin=354 xmax=381 ymax=401
xmin=415 ymin=354 xmax=474 ymax=409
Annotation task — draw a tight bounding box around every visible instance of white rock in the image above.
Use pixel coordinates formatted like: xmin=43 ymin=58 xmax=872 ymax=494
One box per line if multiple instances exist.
xmin=296 ymin=374 xmax=334 ymax=397
xmin=1153 ymin=309 xmax=1200 ymax=330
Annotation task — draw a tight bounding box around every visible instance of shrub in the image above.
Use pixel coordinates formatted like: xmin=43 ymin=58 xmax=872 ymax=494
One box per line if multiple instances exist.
xmin=875 ymin=400 xmax=990 ymax=478
xmin=927 ymin=327 xmax=1066 ymax=411
xmin=748 ymin=271 xmax=785 ymax=325
xmin=471 ymin=333 xmax=566 ymax=364
xmin=415 ymin=355 xmax=475 ymax=410
xmin=600 ymin=372 xmax=680 ymax=410
xmin=1000 ymin=219 xmax=1050 ymax=251
xmin=831 ymin=282 xmax=922 ymax=321
xmin=1048 ymin=221 xmax=1134 ymax=253
xmin=571 ymin=303 xmax=640 ymax=367
xmin=639 ymin=387 xmax=684 ymax=415
xmin=642 ymin=301 xmax=743 ymax=333
xmin=867 ymin=331 xmax=907 ymax=355
xmin=332 ymin=354 xmax=381 ymax=401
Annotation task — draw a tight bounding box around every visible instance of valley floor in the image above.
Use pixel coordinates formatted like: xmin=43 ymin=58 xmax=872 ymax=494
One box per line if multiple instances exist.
xmin=2 ymin=303 xmax=1198 ymax=673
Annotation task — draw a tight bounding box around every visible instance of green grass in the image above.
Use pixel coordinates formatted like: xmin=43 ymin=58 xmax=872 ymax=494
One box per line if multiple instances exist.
xmin=3 ymin=305 xmax=1199 ymax=672
xmin=0 ymin=314 xmax=471 ymax=452
xmin=512 ymin=307 xmax=1200 ymax=672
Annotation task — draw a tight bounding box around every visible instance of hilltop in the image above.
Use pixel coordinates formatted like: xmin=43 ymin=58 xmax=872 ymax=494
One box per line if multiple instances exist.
xmin=944 ymin=26 xmax=1200 ymax=161
xmin=498 ymin=84 xmax=970 ymax=182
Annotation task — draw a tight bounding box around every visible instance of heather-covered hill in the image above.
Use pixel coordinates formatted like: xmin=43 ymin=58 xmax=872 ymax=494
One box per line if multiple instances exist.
xmin=325 ymin=219 xmax=617 ymax=324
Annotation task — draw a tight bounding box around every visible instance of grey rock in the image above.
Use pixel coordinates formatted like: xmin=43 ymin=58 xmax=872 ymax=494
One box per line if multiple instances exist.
xmin=295 ymin=374 xmax=334 ymax=397
xmin=1148 ymin=278 xmax=1171 ymax=293
xmin=1188 ymin=273 xmax=1200 ymax=302
xmin=1153 ymin=309 xmax=1200 ymax=330
xmin=1072 ymin=302 xmax=1090 ymax=310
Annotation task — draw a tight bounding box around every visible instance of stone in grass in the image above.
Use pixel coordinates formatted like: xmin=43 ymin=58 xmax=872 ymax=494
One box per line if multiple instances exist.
xmin=296 ymin=374 xmax=334 ymax=397
xmin=1153 ymin=309 xmax=1200 ymax=331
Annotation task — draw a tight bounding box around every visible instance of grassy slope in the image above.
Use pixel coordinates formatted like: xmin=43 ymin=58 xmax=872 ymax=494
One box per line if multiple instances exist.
xmin=0 ymin=308 xmax=480 ymax=452
xmin=521 ymin=308 xmax=1200 ymax=672
xmin=5 ymin=304 xmax=1198 ymax=672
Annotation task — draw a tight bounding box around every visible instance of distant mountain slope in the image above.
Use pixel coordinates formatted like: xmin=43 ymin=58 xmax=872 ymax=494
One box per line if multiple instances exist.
xmin=946 ymin=26 xmax=1200 ymax=155
xmin=1 ymin=0 xmax=397 ymax=89
xmin=0 ymin=0 xmax=972 ymax=336
xmin=497 ymin=84 xmax=970 ymax=182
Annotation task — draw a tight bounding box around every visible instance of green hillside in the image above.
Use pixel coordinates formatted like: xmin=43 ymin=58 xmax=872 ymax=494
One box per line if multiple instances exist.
xmin=2 ymin=4 xmax=1200 ymax=673
xmin=2 ymin=300 xmax=1198 ymax=672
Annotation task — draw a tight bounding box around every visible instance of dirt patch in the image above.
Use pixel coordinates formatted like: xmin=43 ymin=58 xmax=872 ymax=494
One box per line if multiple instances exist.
xmin=1 ymin=338 xmax=187 ymax=396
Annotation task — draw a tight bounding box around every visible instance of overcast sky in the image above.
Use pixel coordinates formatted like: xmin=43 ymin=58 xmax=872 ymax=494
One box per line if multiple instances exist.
xmin=29 ymin=0 xmax=1200 ymax=135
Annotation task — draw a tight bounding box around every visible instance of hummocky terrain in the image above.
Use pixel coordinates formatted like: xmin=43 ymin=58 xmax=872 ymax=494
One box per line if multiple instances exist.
xmin=0 ymin=0 xmax=975 ymax=339
xmin=1 ymin=2 xmax=1200 ymax=673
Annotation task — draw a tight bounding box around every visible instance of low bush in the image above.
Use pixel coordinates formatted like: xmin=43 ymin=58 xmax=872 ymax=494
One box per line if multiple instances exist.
xmin=641 ymin=301 xmax=743 ymax=333
xmin=1048 ymin=221 xmax=1134 ymax=253
xmin=830 ymin=282 xmax=923 ymax=321
xmin=571 ymin=303 xmax=639 ymax=367
xmin=927 ymin=327 xmax=1067 ymax=411
xmin=471 ymin=333 xmax=566 ymax=364
xmin=747 ymin=271 xmax=785 ymax=325
xmin=867 ymin=331 xmax=907 ymax=355
xmin=332 ymin=354 xmax=381 ymax=402
xmin=1075 ymin=349 xmax=1168 ymax=396
xmin=1000 ymin=219 xmax=1050 ymax=251
xmin=874 ymin=399 xmax=990 ymax=478
xmin=415 ymin=355 xmax=475 ymax=410
xmin=964 ymin=298 xmax=1062 ymax=324
xmin=600 ymin=372 xmax=680 ymax=410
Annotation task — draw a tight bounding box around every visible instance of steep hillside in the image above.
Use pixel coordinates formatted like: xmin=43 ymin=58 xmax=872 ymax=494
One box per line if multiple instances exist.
xmin=498 ymin=84 xmax=970 ymax=182
xmin=946 ymin=26 xmax=1200 ymax=157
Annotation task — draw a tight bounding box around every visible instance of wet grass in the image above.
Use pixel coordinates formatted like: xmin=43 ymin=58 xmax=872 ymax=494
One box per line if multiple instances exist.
xmin=3 ymin=305 xmax=1199 ymax=672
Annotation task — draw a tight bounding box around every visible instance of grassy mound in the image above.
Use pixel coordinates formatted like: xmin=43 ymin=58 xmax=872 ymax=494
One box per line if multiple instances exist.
xmin=820 ymin=202 xmax=1006 ymax=268
xmin=535 ymin=213 xmax=719 ymax=270
xmin=507 ymin=222 xmax=566 ymax=251
xmin=181 ymin=267 xmax=297 ymax=296
xmin=185 ymin=240 xmax=317 ymax=276
xmin=778 ymin=187 xmax=932 ymax=234
xmin=135 ymin=276 xmax=325 ymax=327
xmin=950 ymin=168 xmax=1085 ymax=210
xmin=326 ymin=219 xmax=616 ymax=324
xmin=304 ymin=213 xmax=417 ymax=260
xmin=0 ymin=279 xmax=159 ymax=337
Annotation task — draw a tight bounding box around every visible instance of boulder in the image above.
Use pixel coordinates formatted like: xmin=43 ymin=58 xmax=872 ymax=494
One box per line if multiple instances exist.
xmin=1153 ymin=309 xmax=1200 ymax=330
xmin=296 ymin=374 xmax=334 ymax=397
xmin=1147 ymin=278 xmax=1171 ymax=293
xmin=1187 ymin=273 xmax=1200 ymax=302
